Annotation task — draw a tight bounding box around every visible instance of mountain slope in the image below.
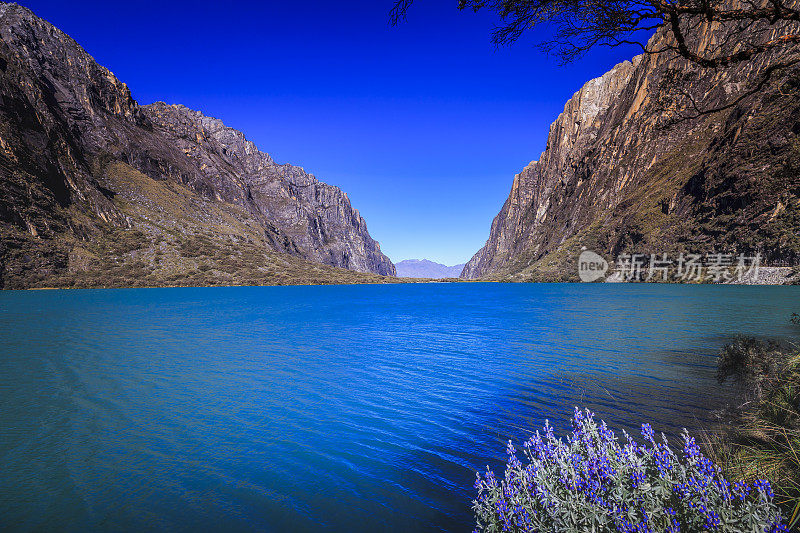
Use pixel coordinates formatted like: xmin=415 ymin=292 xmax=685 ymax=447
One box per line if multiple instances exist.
xmin=463 ymin=23 xmax=800 ymax=281
xmin=0 ymin=2 xmax=394 ymax=288
xmin=395 ymin=259 xmax=465 ymax=278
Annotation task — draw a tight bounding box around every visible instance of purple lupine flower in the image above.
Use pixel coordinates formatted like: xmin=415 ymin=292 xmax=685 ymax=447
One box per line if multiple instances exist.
xmin=473 ymin=409 xmax=786 ymax=533
xmin=754 ymin=479 xmax=775 ymax=499
xmin=767 ymin=521 xmax=789 ymax=533
xmin=641 ymin=423 xmax=655 ymax=444
xmin=630 ymin=468 xmax=646 ymax=488
xmin=683 ymin=434 xmax=701 ymax=461
xmin=544 ymin=419 xmax=555 ymax=440
xmin=732 ymin=480 xmax=750 ymax=501
xmin=704 ymin=509 xmax=722 ymax=528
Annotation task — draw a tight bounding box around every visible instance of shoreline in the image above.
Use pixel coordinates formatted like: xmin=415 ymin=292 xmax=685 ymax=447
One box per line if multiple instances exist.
xmin=9 ymin=275 xmax=798 ymax=290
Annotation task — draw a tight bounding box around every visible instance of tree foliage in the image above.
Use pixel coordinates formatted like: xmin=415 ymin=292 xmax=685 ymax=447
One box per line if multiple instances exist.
xmin=391 ymin=0 xmax=800 ymax=67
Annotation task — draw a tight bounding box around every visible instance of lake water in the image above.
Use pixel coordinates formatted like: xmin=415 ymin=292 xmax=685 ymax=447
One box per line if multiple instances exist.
xmin=1 ymin=283 xmax=798 ymax=532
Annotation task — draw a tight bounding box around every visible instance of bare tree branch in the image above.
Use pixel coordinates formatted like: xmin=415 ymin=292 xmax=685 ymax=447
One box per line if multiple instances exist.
xmin=391 ymin=0 xmax=800 ymax=67
xmin=389 ymin=0 xmax=414 ymax=26
xmin=670 ymin=55 xmax=800 ymax=121
xmin=392 ymin=0 xmax=800 ymax=119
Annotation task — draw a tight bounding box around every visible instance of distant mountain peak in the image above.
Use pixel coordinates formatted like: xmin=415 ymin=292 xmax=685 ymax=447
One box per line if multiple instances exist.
xmin=395 ymin=259 xmax=465 ymax=279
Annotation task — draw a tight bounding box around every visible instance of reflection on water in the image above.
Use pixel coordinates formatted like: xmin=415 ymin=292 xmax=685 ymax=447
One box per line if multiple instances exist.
xmin=0 ymin=283 xmax=798 ymax=531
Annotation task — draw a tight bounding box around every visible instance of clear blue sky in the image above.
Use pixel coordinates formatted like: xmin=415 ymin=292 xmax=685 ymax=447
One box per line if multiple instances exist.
xmin=21 ymin=0 xmax=641 ymax=266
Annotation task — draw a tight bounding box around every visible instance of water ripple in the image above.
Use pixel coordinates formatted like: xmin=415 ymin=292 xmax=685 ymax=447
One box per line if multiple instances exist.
xmin=1 ymin=283 xmax=798 ymax=531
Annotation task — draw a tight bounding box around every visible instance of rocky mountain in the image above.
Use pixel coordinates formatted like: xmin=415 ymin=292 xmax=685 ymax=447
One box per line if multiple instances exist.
xmin=462 ymin=21 xmax=800 ymax=281
xmin=0 ymin=2 xmax=395 ymax=289
xmin=395 ymin=259 xmax=465 ymax=278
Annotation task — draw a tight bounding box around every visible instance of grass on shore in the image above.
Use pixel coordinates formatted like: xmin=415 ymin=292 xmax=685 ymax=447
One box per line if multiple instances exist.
xmin=707 ymin=320 xmax=800 ymax=528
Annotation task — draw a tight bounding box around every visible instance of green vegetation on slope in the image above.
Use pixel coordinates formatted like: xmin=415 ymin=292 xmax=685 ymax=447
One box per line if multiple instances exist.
xmin=1 ymin=161 xmax=432 ymax=289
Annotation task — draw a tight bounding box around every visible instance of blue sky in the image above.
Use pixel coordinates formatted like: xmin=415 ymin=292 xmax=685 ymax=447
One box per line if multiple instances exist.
xmin=22 ymin=0 xmax=641 ymax=265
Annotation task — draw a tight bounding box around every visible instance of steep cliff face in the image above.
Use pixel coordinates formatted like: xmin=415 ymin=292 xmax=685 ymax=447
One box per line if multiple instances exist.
xmin=462 ymin=59 xmax=638 ymax=278
xmin=0 ymin=2 xmax=394 ymax=288
xmin=463 ymin=24 xmax=800 ymax=280
xmin=141 ymin=103 xmax=394 ymax=276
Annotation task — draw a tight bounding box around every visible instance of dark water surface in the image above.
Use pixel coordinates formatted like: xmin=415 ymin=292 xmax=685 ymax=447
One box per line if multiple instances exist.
xmin=1 ymin=283 xmax=798 ymax=531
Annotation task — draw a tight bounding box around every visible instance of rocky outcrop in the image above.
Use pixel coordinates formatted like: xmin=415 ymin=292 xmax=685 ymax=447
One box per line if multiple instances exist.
xmin=140 ymin=103 xmax=394 ymax=276
xmin=463 ymin=22 xmax=800 ymax=280
xmin=0 ymin=2 xmax=394 ymax=288
xmin=461 ymin=60 xmax=637 ymax=279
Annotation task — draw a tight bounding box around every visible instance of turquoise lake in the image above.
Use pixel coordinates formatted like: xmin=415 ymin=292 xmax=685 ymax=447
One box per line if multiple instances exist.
xmin=1 ymin=283 xmax=799 ymax=531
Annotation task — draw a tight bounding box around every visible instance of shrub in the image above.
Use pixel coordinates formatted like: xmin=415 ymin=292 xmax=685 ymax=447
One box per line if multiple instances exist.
xmin=716 ymin=336 xmax=784 ymax=397
xmin=473 ymin=408 xmax=786 ymax=532
xmin=709 ymin=328 xmax=800 ymax=530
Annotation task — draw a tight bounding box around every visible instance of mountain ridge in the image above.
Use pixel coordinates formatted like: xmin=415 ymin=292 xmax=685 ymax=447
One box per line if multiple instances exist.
xmin=0 ymin=2 xmax=395 ymax=288
xmin=395 ymin=259 xmax=465 ymax=279
xmin=462 ymin=22 xmax=800 ymax=281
